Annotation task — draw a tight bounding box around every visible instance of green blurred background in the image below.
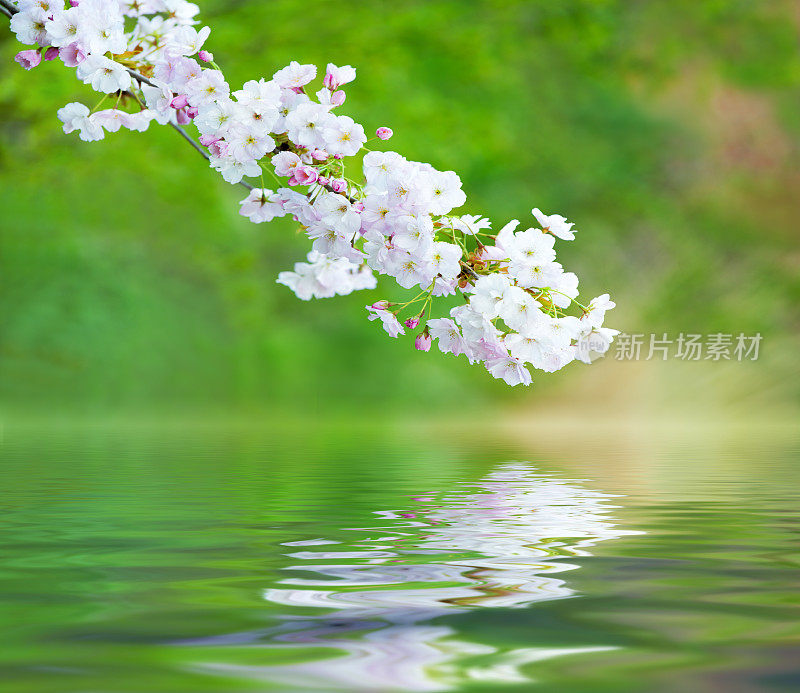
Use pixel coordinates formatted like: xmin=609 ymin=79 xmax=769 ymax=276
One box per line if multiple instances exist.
xmin=1 ymin=0 xmax=798 ymax=419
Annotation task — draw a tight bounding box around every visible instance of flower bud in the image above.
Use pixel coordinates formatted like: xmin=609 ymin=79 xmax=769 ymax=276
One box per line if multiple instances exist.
xmin=43 ymin=47 xmax=59 ymax=61
xmin=376 ymin=127 xmax=393 ymax=140
xmin=170 ymin=94 xmax=189 ymax=109
xmin=370 ymin=300 xmax=390 ymax=310
xmin=198 ymin=134 xmax=220 ymax=146
xmin=198 ymin=50 xmax=213 ymax=63
xmin=404 ymin=316 xmax=420 ymax=329
xmin=415 ymin=332 xmax=432 ymax=352
xmin=311 ymin=149 xmax=328 ymax=161
xmin=186 ymin=107 xmax=198 ymax=119
xmin=175 ymin=108 xmax=191 ymax=125
xmin=317 ymin=176 xmax=329 ymax=186
xmin=330 ymin=178 xmax=347 ymax=193
xmin=14 ymin=50 xmax=41 ymax=70
xmin=331 ymin=90 xmax=346 ymax=107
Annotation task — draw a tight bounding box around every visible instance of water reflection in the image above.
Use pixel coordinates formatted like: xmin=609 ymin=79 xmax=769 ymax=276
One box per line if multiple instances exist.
xmin=183 ymin=464 xmax=640 ymax=691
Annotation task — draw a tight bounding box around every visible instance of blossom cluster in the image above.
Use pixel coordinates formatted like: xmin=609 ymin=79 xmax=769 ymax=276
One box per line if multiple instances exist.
xmin=6 ymin=0 xmax=618 ymax=386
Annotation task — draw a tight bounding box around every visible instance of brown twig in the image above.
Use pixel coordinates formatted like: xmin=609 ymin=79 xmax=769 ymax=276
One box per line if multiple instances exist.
xmin=460 ymin=262 xmax=480 ymax=280
xmin=0 ymin=0 xmax=16 ymax=17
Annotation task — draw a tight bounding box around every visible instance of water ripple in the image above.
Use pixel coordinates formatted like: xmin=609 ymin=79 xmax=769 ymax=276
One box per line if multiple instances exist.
xmin=182 ymin=463 xmax=639 ymax=691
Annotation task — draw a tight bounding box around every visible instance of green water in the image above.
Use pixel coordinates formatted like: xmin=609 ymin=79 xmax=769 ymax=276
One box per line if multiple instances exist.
xmin=1 ymin=419 xmax=799 ymax=692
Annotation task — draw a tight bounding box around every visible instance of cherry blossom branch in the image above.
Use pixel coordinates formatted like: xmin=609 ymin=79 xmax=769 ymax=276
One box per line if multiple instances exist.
xmin=3 ymin=0 xmax=619 ymax=387
xmin=0 ymin=0 xmax=255 ymax=192
xmin=124 ymin=66 xmax=256 ymax=192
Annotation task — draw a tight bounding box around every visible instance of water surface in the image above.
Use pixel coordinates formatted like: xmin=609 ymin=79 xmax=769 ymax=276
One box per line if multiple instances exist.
xmin=1 ymin=418 xmax=798 ymax=692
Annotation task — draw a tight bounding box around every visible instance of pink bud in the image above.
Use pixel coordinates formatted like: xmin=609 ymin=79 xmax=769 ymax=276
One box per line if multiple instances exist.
xmin=330 ymin=179 xmax=347 ymax=193
xmin=311 ymin=149 xmax=328 ymax=161
xmin=323 ymin=72 xmax=335 ymax=89
xmin=170 ymin=94 xmax=189 ymax=109
xmin=175 ymin=108 xmax=191 ymax=125
xmin=317 ymin=176 xmax=329 ymax=186
xmin=186 ymin=107 xmax=198 ymax=119
xmin=69 ymin=0 xmax=79 ymax=5
xmin=376 ymin=127 xmax=393 ymax=140
xmin=14 ymin=50 xmax=41 ymax=70
xmin=370 ymin=300 xmax=389 ymax=310
xmin=43 ymin=47 xmax=59 ymax=62
xmin=415 ymin=333 xmax=432 ymax=352
xmin=198 ymin=50 xmax=213 ymax=63
xmin=330 ymin=90 xmax=346 ymax=107
xmin=354 ymin=201 xmax=365 ymax=212
xmin=198 ymin=134 xmax=220 ymax=146
xmin=293 ymin=165 xmax=318 ymax=186
xmin=404 ymin=316 xmax=420 ymax=329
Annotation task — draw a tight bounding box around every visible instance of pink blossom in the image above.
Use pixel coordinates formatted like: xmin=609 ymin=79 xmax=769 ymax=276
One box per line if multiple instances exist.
xmin=170 ymin=94 xmax=189 ymax=109
xmin=59 ymin=44 xmax=85 ymax=67
xmin=198 ymin=134 xmax=220 ymax=146
xmin=44 ymin=47 xmax=59 ymax=62
xmin=272 ymin=151 xmax=301 ymax=177
xmin=415 ymin=333 xmax=432 ymax=352
xmin=208 ymin=139 xmax=227 ymax=157
xmin=15 ymin=50 xmax=41 ymax=70
xmin=323 ymin=63 xmax=356 ymax=89
xmin=311 ymin=149 xmax=328 ymax=161
xmin=273 ymin=61 xmax=317 ymax=89
xmin=330 ymin=179 xmax=347 ymax=193
xmin=175 ymin=108 xmax=191 ymax=125
xmin=376 ymin=127 xmax=393 ymax=140
xmin=404 ymin=316 xmax=420 ymax=329
xmin=198 ymin=50 xmax=213 ymax=63
xmin=330 ymin=90 xmax=346 ymax=107
xmin=367 ymin=305 xmax=405 ymax=338
xmin=294 ymin=166 xmax=318 ymax=186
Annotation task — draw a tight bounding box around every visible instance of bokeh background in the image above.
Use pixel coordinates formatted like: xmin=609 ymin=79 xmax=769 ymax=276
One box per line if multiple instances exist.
xmin=1 ymin=0 xmax=798 ymax=420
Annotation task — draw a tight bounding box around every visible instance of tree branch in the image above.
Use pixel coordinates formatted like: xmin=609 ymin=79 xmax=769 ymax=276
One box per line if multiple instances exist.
xmin=123 ymin=67 xmax=254 ymax=192
xmin=460 ymin=262 xmax=479 ymax=280
xmin=0 ymin=0 xmax=16 ymax=17
xmin=0 ymin=8 xmax=258 ymax=194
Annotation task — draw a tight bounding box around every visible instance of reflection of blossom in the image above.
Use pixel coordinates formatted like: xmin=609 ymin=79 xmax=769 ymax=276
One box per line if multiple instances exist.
xmin=181 ymin=464 xmax=641 ymax=691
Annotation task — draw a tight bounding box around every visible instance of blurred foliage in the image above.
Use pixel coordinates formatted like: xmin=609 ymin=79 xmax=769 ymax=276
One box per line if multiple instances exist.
xmin=0 ymin=0 xmax=798 ymax=414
